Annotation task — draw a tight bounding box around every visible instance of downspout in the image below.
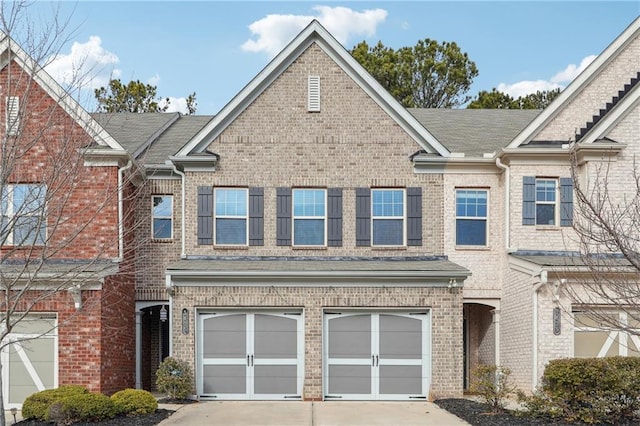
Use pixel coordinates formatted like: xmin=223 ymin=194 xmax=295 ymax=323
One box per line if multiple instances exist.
xmin=171 ymin=163 xmax=187 ymax=259
xmin=495 ymin=157 xmax=510 ymax=250
xmin=117 ymin=160 xmax=133 ymax=261
xmin=532 ymin=271 xmax=546 ymax=390
xmin=166 ymin=274 xmax=174 ymax=356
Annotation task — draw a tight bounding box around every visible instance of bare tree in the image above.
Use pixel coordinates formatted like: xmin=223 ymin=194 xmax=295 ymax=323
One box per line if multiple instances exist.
xmin=564 ymin=145 xmax=640 ymax=342
xmin=0 ymin=2 xmax=144 ymax=421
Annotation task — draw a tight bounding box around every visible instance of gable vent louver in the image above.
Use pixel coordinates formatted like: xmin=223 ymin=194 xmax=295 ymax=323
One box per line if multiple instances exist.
xmin=6 ymin=96 xmax=20 ymax=136
xmin=308 ymin=75 xmax=320 ymax=112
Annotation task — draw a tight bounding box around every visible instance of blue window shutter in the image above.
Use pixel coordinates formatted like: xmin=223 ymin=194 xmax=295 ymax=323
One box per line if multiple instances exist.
xmin=356 ymin=188 xmax=371 ymax=246
xmin=276 ymin=187 xmax=292 ymax=246
xmin=560 ymin=178 xmax=573 ymax=227
xmin=327 ymin=188 xmax=342 ymax=247
xmin=249 ymin=187 xmax=264 ymax=245
xmin=522 ymin=176 xmax=535 ymax=226
xmin=197 ymin=186 xmax=213 ymax=245
xmin=407 ymin=187 xmax=422 ymax=246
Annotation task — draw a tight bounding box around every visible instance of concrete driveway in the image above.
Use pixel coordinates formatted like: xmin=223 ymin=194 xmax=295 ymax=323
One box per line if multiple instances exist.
xmin=157 ymin=401 xmax=470 ymax=425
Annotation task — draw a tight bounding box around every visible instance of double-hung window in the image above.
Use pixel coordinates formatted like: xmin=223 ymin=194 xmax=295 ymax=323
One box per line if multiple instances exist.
xmin=456 ymin=189 xmax=488 ymax=246
xmin=214 ymin=188 xmax=248 ymax=245
xmin=152 ymin=195 xmax=173 ymax=239
xmin=1 ymin=184 xmax=46 ymax=246
xmin=372 ymin=189 xmax=404 ymax=246
xmin=535 ymin=179 xmax=557 ymax=225
xmin=292 ymin=189 xmax=326 ymax=246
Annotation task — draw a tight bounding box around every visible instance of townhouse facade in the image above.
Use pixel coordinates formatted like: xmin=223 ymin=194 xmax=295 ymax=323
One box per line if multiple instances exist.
xmin=2 ymin=15 xmax=639 ymax=406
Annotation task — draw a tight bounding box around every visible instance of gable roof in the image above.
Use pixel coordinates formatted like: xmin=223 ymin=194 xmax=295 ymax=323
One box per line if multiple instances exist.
xmin=0 ymin=33 xmax=126 ymax=152
xmin=507 ymin=16 xmax=640 ymax=149
xmin=175 ymin=20 xmax=450 ymax=158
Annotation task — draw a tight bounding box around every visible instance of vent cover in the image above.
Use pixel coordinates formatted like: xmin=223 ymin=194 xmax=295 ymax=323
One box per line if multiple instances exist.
xmin=308 ymin=75 xmax=320 ymax=112
xmin=6 ymin=96 xmax=19 ymax=136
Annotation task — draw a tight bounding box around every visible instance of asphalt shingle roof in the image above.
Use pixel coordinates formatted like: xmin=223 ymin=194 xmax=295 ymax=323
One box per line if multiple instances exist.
xmin=408 ymin=108 xmax=541 ymax=156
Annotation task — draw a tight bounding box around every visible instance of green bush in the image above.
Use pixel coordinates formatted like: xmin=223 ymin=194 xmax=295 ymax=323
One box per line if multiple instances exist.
xmin=111 ymin=388 xmax=158 ymax=415
xmin=519 ymin=357 xmax=640 ymax=424
xmin=156 ymin=356 xmax=194 ymax=400
xmin=48 ymin=392 xmax=117 ymax=424
xmin=22 ymin=385 xmax=89 ymax=421
xmin=470 ymin=365 xmax=516 ymax=413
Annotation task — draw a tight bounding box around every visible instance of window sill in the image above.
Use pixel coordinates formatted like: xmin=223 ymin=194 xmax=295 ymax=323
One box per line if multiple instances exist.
xmin=455 ymin=245 xmax=490 ymax=251
xmin=371 ymin=246 xmax=407 ymax=251
xmin=151 ymin=238 xmax=175 ymax=243
xmin=214 ymin=245 xmax=249 ymax=250
xmin=292 ymin=246 xmax=328 ymax=250
xmin=535 ymin=226 xmax=561 ymax=231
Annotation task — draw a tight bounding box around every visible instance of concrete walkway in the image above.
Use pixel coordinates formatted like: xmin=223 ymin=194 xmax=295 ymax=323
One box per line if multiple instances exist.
xmin=157 ymin=401 xmax=470 ymax=426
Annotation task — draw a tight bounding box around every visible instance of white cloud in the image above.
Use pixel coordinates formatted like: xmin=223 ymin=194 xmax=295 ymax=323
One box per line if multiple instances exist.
xmin=551 ymin=55 xmax=596 ymax=84
xmin=497 ymin=54 xmax=596 ymax=98
xmin=241 ymin=6 xmax=387 ymax=56
xmin=161 ymin=97 xmax=189 ymax=114
xmin=147 ymin=74 xmax=161 ymax=86
xmin=45 ymin=36 xmax=121 ymax=90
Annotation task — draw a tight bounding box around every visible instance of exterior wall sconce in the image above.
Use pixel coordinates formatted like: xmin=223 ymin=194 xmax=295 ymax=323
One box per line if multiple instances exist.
xmin=448 ymin=279 xmax=459 ymax=289
xmin=68 ymin=285 xmax=82 ymax=309
xmin=160 ymin=305 xmax=168 ymax=322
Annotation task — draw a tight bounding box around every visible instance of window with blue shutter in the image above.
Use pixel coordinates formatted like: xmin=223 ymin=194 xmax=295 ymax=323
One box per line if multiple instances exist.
xmin=292 ymin=189 xmax=326 ymax=246
xmin=355 ymin=188 xmax=371 ymax=246
xmin=406 ymin=187 xmax=422 ymax=246
xmin=215 ymin=188 xmax=248 ymax=245
xmin=522 ymin=176 xmax=536 ymax=226
xmin=197 ymin=186 xmax=213 ymax=245
xmin=276 ymin=187 xmax=292 ymax=246
xmin=249 ymin=188 xmax=264 ymax=245
xmin=327 ymin=188 xmax=342 ymax=247
xmin=372 ymin=189 xmax=404 ymax=246
xmin=559 ymin=178 xmax=573 ymax=227
xmin=523 ymin=176 xmax=573 ymax=227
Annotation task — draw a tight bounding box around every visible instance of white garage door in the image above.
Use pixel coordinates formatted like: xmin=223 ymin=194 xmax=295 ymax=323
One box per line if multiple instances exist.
xmin=1 ymin=315 xmax=57 ymax=408
xmin=197 ymin=311 xmax=304 ymax=400
xmin=323 ymin=311 xmax=430 ymax=400
xmin=574 ymin=311 xmax=640 ymax=357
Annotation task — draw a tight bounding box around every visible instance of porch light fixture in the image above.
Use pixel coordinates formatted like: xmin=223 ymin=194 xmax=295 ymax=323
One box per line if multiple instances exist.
xmin=160 ymin=305 xmax=168 ymax=322
xmin=68 ymin=285 xmax=82 ymax=309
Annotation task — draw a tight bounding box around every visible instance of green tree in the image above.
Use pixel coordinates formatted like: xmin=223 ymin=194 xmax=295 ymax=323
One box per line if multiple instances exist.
xmin=468 ymin=88 xmax=561 ymax=109
xmin=94 ymin=79 xmax=198 ymax=114
xmin=351 ymin=38 xmax=478 ymax=108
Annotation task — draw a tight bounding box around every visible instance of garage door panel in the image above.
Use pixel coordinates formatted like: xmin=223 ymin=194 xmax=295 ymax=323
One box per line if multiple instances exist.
xmin=379 ymin=315 xmax=421 ymax=360
xmin=254 ymin=365 xmax=297 ymax=394
xmin=328 ymin=315 xmax=371 ymax=358
xmin=203 ymin=314 xmax=246 ymax=358
xmin=203 ymin=365 xmax=246 ymax=394
xmin=254 ymin=314 xmax=297 ymax=359
xmin=379 ymin=365 xmax=422 ymax=395
xmin=328 ymin=365 xmax=372 ymax=394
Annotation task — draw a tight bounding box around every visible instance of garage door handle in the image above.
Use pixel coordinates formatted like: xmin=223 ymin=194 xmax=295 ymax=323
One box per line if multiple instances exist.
xmin=247 ymin=355 xmax=250 ymax=366
xmin=375 ymin=355 xmax=379 ymax=367
xmin=250 ymin=355 xmax=254 ymax=366
xmin=372 ymin=355 xmax=375 ymax=366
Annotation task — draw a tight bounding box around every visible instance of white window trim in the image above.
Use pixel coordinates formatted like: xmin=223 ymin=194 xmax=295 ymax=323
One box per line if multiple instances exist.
xmin=455 ymin=188 xmax=489 ymax=248
xmin=535 ymin=178 xmax=559 ymax=226
xmin=371 ymin=188 xmax=406 ymax=247
xmin=292 ymin=188 xmax=327 ymax=247
xmin=214 ymin=188 xmax=249 ymax=246
xmin=2 ymin=184 xmax=46 ymax=246
xmin=151 ymin=195 xmax=173 ymax=240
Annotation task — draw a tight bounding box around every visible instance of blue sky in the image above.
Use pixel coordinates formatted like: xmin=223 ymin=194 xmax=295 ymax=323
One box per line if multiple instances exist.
xmin=34 ymin=1 xmax=640 ymax=114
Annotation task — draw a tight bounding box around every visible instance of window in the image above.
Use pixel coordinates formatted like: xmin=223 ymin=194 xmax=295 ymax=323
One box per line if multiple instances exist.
xmin=372 ymin=189 xmax=404 ymax=246
xmin=292 ymin=189 xmax=326 ymax=246
xmin=1 ymin=184 xmax=46 ymax=246
xmin=214 ymin=188 xmax=248 ymax=245
xmin=456 ymin=189 xmax=487 ymax=246
xmin=152 ymin=195 xmax=173 ymax=239
xmin=5 ymin=96 xmax=19 ymax=136
xmin=536 ymin=179 xmax=557 ymax=225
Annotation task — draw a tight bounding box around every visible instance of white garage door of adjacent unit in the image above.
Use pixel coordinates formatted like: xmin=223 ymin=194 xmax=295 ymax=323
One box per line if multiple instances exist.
xmin=197 ymin=311 xmax=304 ymax=400
xmin=1 ymin=315 xmax=57 ymax=408
xmin=323 ymin=311 xmax=430 ymax=400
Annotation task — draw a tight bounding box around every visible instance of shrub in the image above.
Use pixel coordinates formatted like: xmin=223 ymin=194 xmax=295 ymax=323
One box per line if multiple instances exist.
xmin=519 ymin=357 xmax=640 ymax=424
xmin=470 ymin=364 xmax=516 ymax=413
xmin=111 ymin=388 xmax=158 ymax=415
xmin=156 ymin=356 xmax=194 ymax=400
xmin=22 ymin=385 xmax=89 ymax=421
xmin=48 ymin=392 xmax=117 ymax=425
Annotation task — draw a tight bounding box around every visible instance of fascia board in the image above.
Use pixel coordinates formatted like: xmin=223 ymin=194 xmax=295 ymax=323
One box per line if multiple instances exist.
xmin=507 ymin=17 xmax=640 ymax=149
xmin=413 ymin=157 xmax=500 ymax=174
xmin=0 ymin=36 xmax=125 ymax=152
xmin=167 ymin=268 xmax=470 ymax=280
xmin=177 ymin=20 xmax=450 ymax=158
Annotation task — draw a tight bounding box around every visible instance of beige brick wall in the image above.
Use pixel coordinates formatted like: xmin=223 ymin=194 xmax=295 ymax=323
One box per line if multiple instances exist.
xmin=182 ymin=43 xmax=444 ymax=257
xmin=535 ymin=35 xmax=640 ymax=142
xmin=169 ymin=284 xmax=463 ymax=400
